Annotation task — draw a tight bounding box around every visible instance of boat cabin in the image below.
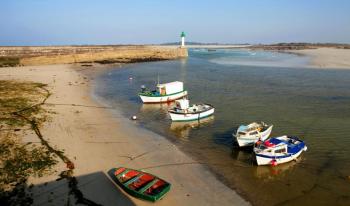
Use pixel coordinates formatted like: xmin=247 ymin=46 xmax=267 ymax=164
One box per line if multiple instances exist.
xmin=175 ymin=99 xmax=189 ymax=110
xmin=237 ymin=124 xmax=262 ymax=136
xmin=156 ymin=81 xmax=184 ymax=95
xmin=255 ymin=139 xmax=288 ymax=155
xmin=238 ymin=130 xmax=259 ymax=136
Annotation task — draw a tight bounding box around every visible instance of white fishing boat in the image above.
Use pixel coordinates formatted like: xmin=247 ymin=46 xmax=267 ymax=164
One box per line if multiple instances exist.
xmin=139 ymin=81 xmax=188 ymax=103
xmin=168 ymin=99 xmax=214 ymax=122
xmin=254 ymin=135 xmax=307 ymax=166
xmin=233 ymin=122 xmax=273 ymax=147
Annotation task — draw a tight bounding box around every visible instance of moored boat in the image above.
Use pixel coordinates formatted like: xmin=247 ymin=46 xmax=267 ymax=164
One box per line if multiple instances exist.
xmin=233 ymin=122 xmax=273 ymax=147
xmin=139 ymin=81 xmax=188 ymax=103
xmin=168 ymin=99 xmax=215 ymax=122
xmin=254 ymin=136 xmax=307 ymax=166
xmin=110 ymin=167 xmax=171 ymax=202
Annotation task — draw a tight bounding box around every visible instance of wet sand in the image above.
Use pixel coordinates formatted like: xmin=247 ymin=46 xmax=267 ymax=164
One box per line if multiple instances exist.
xmin=290 ymin=48 xmax=350 ymax=69
xmin=0 ymin=64 xmax=249 ymax=205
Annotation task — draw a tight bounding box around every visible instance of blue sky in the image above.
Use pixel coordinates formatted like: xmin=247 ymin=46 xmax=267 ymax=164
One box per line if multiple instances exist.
xmin=1 ymin=0 xmax=350 ymax=45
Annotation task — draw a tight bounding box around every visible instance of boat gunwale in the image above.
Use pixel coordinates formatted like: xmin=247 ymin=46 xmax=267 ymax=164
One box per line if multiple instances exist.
xmin=110 ymin=167 xmax=171 ymax=202
xmin=169 ymin=112 xmax=214 ymax=122
xmin=236 ymin=122 xmax=272 ymax=133
xmin=139 ymin=90 xmax=187 ymax=97
xmin=168 ymin=104 xmax=214 ymax=115
xmin=235 ymin=125 xmax=273 ymax=139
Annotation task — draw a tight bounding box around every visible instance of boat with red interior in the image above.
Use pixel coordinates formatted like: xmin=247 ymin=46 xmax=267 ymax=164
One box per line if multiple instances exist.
xmin=110 ymin=167 xmax=171 ymax=202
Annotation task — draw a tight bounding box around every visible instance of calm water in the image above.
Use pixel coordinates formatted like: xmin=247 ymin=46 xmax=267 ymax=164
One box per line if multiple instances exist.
xmin=95 ymin=49 xmax=350 ymax=206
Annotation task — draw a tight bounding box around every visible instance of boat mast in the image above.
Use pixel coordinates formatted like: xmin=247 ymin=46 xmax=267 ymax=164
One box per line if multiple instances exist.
xmin=157 ymin=73 xmax=160 ymax=85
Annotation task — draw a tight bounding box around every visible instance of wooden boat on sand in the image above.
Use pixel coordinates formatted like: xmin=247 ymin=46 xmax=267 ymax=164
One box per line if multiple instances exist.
xmin=110 ymin=167 xmax=171 ymax=202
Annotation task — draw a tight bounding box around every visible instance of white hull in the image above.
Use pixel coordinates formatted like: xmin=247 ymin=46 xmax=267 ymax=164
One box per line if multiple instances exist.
xmin=235 ymin=125 xmax=273 ymax=147
xmin=169 ymin=108 xmax=214 ymax=122
xmin=139 ymin=91 xmax=187 ymax=103
xmin=255 ymin=146 xmax=307 ymax=166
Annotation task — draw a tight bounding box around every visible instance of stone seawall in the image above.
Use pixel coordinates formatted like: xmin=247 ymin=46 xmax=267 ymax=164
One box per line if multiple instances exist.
xmin=0 ymin=45 xmax=188 ymax=67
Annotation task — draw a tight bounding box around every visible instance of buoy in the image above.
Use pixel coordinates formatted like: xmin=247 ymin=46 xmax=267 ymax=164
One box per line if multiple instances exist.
xmin=131 ymin=115 xmax=137 ymax=120
xmin=271 ymin=159 xmax=278 ymax=167
xmin=66 ymin=161 xmax=75 ymax=170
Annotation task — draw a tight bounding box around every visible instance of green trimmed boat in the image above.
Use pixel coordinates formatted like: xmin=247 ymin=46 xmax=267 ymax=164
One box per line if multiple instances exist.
xmin=139 ymin=81 xmax=188 ymax=103
xmin=110 ymin=167 xmax=171 ymax=202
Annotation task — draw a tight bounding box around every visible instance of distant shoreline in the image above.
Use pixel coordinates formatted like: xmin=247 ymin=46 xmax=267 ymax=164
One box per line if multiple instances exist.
xmin=287 ymin=48 xmax=350 ymax=69
xmin=181 ymin=43 xmax=350 ymax=69
xmin=0 ymin=45 xmax=187 ymax=67
xmin=2 ymin=43 xmax=350 ymax=69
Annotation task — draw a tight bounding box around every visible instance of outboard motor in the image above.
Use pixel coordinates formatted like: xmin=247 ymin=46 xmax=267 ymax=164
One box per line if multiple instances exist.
xmin=141 ymin=85 xmax=146 ymax=92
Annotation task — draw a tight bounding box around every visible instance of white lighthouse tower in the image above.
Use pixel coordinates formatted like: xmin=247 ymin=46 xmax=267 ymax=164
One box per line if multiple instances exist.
xmin=180 ymin=31 xmax=186 ymax=47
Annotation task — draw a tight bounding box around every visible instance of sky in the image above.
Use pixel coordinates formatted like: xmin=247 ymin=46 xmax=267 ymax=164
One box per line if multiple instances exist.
xmin=1 ymin=0 xmax=350 ymax=46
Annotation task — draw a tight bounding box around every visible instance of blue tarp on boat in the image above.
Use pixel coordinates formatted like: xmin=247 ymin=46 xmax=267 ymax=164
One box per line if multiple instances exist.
xmin=237 ymin=125 xmax=248 ymax=131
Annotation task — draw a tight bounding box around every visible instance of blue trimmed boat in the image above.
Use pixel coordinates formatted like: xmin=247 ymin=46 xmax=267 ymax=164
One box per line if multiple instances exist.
xmin=110 ymin=167 xmax=171 ymax=202
xmin=233 ymin=122 xmax=273 ymax=147
xmin=253 ymin=136 xmax=307 ymax=166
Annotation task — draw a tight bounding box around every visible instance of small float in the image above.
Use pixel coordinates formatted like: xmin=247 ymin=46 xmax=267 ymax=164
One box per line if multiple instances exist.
xmin=233 ymin=122 xmax=273 ymax=147
xmin=111 ymin=167 xmax=171 ymax=202
xmin=168 ymin=99 xmax=215 ymax=122
xmin=253 ymin=136 xmax=307 ymax=166
xmin=139 ymin=81 xmax=187 ymax=103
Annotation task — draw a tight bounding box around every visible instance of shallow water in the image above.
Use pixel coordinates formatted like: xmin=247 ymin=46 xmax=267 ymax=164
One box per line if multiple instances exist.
xmin=95 ymin=49 xmax=350 ymax=206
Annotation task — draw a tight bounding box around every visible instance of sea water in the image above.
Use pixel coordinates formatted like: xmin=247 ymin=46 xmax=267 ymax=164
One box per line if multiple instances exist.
xmin=95 ymin=49 xmax=350 ymax=206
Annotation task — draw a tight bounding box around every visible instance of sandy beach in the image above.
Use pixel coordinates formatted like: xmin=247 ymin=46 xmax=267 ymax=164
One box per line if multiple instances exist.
xmin=289 ymin=47 xmax=350 ymax=69
xmin=0 ymin=64 xmax=249 ymax=205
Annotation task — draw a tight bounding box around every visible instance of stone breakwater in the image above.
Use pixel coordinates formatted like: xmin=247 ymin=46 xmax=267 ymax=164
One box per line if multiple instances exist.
xmin=0 ymin=45 xmax=188 ymax=67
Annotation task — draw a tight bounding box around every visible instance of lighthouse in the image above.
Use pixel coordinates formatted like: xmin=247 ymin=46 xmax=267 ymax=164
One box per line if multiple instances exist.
xmin=180 ymin=31 xmax=186 ymax=47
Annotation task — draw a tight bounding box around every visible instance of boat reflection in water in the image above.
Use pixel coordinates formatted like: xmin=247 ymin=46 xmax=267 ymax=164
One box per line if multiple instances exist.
xmin=231 ymin=148 xmax=255 ymax=165
xmin=169 ymin=116 xmax=215 ymax=139
xmin=139 ymin=102 xmax=175 ymax=120
xmin=231 ymin=146 xmax=301 ymax=180
xmin=254 ymin=160 xmax=298 ymax=181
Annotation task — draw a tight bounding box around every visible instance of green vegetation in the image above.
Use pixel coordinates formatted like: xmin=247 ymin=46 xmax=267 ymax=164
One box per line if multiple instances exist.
xmin=0 ymin=80 xmax=49 ymax=127
xmin=0 ymin=80 xmax=58 ymax=205
xmin=0 ymin=57 xmax=20 ymax=67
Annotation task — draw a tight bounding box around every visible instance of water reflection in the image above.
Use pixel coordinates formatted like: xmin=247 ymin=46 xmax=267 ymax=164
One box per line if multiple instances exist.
xmin=179 ymin=58 xmax=187 ymax=83
xmin=231 ymin=145 xmax=302 ymax=179
xmin=139 ymin=102 xmax=175 ymax=120
xmin=254 ymin=161 xmax=297 ymax=180
xmin=139 ymin=102 xmax=174 ymax=113
xmin=231 ymin=147 xmax=255 ymax=165
xmin=169 ymin=116 xmax=215 ymax=139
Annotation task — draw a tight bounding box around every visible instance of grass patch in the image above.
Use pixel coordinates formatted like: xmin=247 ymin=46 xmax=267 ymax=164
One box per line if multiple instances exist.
xmin=0 ymin=57 xmax=20 ymax=67
xmin=0 ymin=80 xmax=57 ymax=205
xmin=0 ymin=80 xmax=48 ymax=128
